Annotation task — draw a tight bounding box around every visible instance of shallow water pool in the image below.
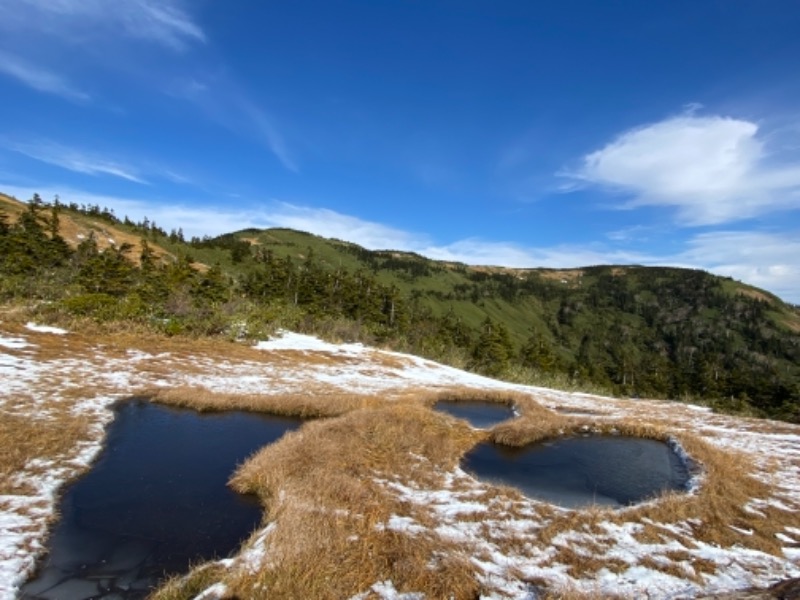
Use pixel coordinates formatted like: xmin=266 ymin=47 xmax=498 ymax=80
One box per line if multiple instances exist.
xmin=21 ymin=399 xmax=302 ymax=600
xmin=463 ymin=435 xmax=691 ymax=508
xmin=433 ymin=400 xmax=515 ymax=429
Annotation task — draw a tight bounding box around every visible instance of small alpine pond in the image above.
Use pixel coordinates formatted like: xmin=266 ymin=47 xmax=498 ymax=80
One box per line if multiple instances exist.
xmin=433 ymin=400 xmax=516 ymax=429
xmin=21 ymin=399 xmax=302 ymax=600
xmin=463 ymin=435 xmax=692 ymax=509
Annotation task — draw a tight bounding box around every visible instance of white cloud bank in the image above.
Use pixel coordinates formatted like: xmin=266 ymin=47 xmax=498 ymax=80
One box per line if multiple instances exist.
xmin=679 ymin=231 xmax=800 ymax=300
xmin=564 ymin=112 xmax=800 ymax=225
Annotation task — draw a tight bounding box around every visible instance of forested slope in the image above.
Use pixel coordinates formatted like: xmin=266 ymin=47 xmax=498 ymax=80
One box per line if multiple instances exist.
xmin=2 ymin=192 xmax=798 ymax=421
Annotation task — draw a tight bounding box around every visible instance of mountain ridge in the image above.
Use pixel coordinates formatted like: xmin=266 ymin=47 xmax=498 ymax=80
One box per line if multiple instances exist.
xmin=2 ymin=191 xmax=798 ymax=421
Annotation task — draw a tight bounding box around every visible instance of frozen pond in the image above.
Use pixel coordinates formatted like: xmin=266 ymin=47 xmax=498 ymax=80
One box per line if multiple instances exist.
xmin=433 ymin=400 xmax=515 ymax=429
xmin=463 ymin=435 xmax=691 ymax=508
xmin=21 ymin=399 xmax=302 ymax=599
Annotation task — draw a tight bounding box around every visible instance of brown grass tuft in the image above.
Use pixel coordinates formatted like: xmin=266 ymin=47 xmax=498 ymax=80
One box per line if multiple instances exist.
xmin=149 ymin=562 xmax=229 ymax=600
xmin=537 ymin=581 xmax=625 ymax=600
xmin=0 ymin=410 xmax=92 ymax=495
xmin=151 ymin=386 xmax=384 ymax=419
xmin=4 ymin=308 xmax=796 ymax=598
xmin=221 ymin=405 xmax=485 ymax=599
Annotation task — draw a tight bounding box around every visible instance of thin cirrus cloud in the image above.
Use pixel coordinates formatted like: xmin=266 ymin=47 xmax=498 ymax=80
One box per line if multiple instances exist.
xmin=242 ymin=102 xmax=299 ymax=174
xmin=0 ymin=0 xmax=205 ymax=52
xmin=6 ymin=140 xmax=148 ymax=184
xmin=562 ymin=111 xmax=800 ymax=225
xmin=168 ymin=77 xmax=299 ymax=173
xmin=0 ymin=50 xmax=89 ymax=102
xmin=2 ymin=1 xmax=297 ymax=172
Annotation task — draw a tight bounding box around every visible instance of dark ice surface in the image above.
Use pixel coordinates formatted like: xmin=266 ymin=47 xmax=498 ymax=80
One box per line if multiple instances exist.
xmin=463 ymin=435 xmax=690 ymax=508
xmin=21 ymin=399 xmax=301 ymax=599
xmin=433 ymin=400 xmax=515 ymax=429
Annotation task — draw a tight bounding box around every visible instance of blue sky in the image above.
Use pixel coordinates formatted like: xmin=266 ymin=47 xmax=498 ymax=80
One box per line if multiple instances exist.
xmin=2 ymin=1 xmax=800 ymax=303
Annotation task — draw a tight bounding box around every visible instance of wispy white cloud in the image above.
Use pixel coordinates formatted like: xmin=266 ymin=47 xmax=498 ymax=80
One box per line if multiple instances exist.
xmin=0 ymin=50 xmax=89 ymax=102
xmin=258 ymin=203 xmax=414 ymax=246
xmin=2 ymin=1 xmax=296 ymax=171
xmin=419 ymin=240 xmax=650 ymax=269
xmin=676 ymin=230 xmax=800 ymax=302
xmin=238 ymin=100 xmax=299 ymax=173
xmin=2 ymin=0 xmax=205 ymax=51
xmin=605 ymin=225 xmax=655 ymax=243
xmin=169 ymin=76 xmax=299 ymax=172
xmin=5 ymin=139 xmax=147 ymax=183
xmin=562 ymin=110 xmax=800 ymax=225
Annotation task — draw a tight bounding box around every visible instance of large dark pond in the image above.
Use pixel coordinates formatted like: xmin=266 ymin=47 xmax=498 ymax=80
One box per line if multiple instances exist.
xmin=463 ymin=435 xmax=691 ymax=509
xmin=21 ymin=399 xmax=302 ymax=600
xmin=433 ymin=400 xmax=515 ymax=429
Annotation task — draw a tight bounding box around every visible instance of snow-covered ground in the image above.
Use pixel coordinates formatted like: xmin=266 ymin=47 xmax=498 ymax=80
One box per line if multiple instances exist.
xmin=1 ymin=325 xmax=798 ymax=599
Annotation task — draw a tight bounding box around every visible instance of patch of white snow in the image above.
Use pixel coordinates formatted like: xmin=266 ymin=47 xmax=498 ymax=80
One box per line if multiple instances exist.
xmin=256 ymin=330 xmax=366 ymax=355
xmin=0 ymin=335 xmax=30 ymax=349
xmin=192 ymin=582 xmax=227 ymax=600
xmin=24 ymin=323 xmax=68 ymax=335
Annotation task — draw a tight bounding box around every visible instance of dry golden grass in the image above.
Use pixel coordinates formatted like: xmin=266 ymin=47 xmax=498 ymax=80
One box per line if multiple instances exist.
xmin=489 ymin=412 xmax=673 ymax=448
xmin=147 ymin=387 xmax=798 ymax=597
xmin=0 ymin=193 xmax=25 ymax=217
xmin=633 ymin=432 xmax=787 ymax=556
xmin=533 ymin=269 xmax=585 ymax=283
xmin=150 ymin=562 xmax=229 ymax=600
xmin=0 ymin=193 xmax=173 ymax=265
xmin=151 ymin=386 xmax=384 ymax=418
xmin=3 ymin=306 xmax=797 ymax=598
xmin=783 ymin=311 xmax=800 ymax=333
xmin=638 ymin=554 xmax=694 ymax=581
xmin=220 ymin=405 xmax=485 ymax=599
xmin=536 ymin=581 xmax=625 ymax=600
xmin=510 ymin=414 xmax=791 ymax=560
xmin=0 ymin=410 xmax=91 ymax=495
xmin=230 ymin=404 xmax=483 ymax=503
xmin=548 ymin=542 xmax=628 ymax=578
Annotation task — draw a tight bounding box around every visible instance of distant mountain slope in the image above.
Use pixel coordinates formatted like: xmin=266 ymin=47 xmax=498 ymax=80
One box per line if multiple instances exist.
xmin=2 ymin=192 xmax=798 ymax=421
xmin=0 ymin=192 xmax=174 ymax=265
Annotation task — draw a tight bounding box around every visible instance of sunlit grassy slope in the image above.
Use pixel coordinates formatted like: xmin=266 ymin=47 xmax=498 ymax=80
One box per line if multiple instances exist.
xmin=2 ymin=191 xmax=798 ymax=419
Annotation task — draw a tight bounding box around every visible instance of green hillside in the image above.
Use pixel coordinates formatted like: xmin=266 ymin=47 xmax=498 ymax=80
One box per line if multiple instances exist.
xmin=2 ymin=193 xmax=799 ymax=422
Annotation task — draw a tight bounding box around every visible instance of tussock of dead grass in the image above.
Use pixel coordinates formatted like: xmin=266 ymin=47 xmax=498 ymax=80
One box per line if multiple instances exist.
xmin=0 ymin=410 xmax=91 ymax=495
xmin=549 ymin=542 xmax=627 ymax=578
xmin=536 ymin=582 xmax=625 ymax=600
xmin=150 ymin=386 xmax=384 ymax=419
xmin=161 ymin=391 xmax=794 ymax=596
xmin=633 ymin=432 xmax=788 ymax=556
xmin=150 ymin=562 xmax=229 ymax=600
xmin=231 ymin=404 xmax=483 ymax=503
xmin=421 ymin=388 xmax=523 ymax=408
xmin=512 ymin=415 xmax=791 ymax=558
xmin=489 ymin=411 xmax=673 ymax=448
xmin=219 ymin=406 xmax=486 ymax=599
xmin=472 ymin=406 xmax=794 ymax=579
xmin=5 ymin=310 xmax=796 ymax=597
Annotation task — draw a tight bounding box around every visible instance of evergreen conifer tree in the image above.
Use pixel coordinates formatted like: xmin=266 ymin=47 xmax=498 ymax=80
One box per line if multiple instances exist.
xmin=469 ymin=317 xmax=515 ymax=376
